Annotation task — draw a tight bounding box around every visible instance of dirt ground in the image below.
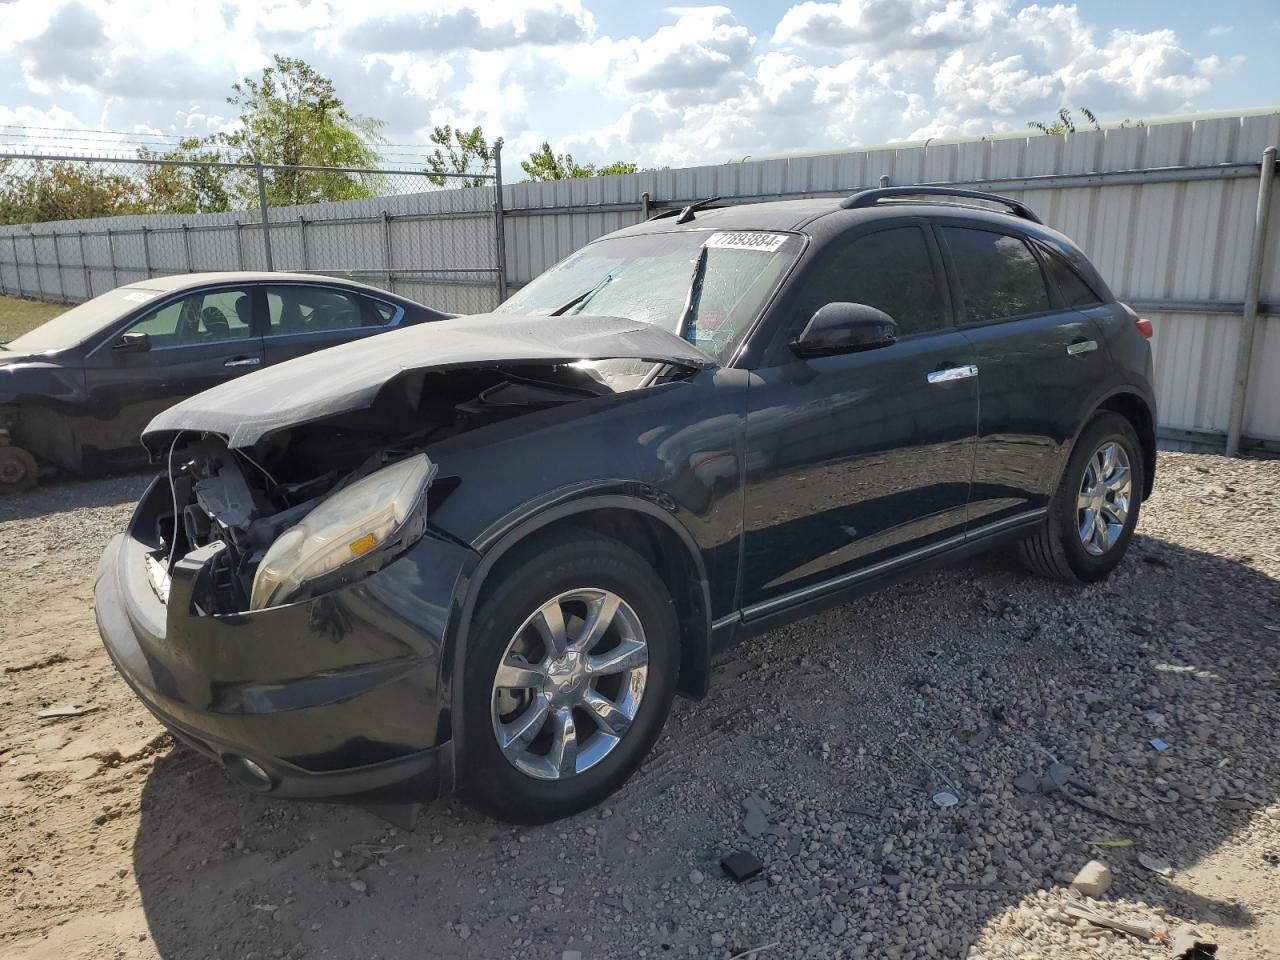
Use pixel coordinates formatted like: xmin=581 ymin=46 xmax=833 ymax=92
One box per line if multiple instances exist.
xmin=1 ymin=452 xmax=1278 ymax=960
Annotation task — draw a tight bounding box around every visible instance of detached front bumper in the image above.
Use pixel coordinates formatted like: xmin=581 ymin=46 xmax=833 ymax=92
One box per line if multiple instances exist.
xmin=93 ymin=479 xmax=479 ymax=804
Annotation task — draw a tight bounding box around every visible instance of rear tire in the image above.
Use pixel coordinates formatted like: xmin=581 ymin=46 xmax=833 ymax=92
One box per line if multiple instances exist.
xmin=460 ymin=531 xmax=678 ymax=824
xmin=0 ymin=445 xmax=38 ymax=495
xmin=1018 ymin=412 xmax=1144 ymax=583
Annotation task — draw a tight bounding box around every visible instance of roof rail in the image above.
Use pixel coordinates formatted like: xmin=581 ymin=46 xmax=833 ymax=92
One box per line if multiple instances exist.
xmin=840 ymin=186 xmax=1043 ymax=224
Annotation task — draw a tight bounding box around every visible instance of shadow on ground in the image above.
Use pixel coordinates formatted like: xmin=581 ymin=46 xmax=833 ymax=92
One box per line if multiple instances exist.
xmin=130 ymin=533 xmax=1280 ymax=959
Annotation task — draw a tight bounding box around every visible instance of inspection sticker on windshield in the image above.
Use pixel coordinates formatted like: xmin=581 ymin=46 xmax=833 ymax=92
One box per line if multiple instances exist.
xmin=121 ymin=291 xmax=157 ymax=303
xmin=702 ymin=232 xmax=789 ymax=253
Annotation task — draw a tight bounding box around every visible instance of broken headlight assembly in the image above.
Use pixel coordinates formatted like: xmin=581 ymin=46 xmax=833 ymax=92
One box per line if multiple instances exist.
xmin=249 ymin=454 xmax=437 ymax=611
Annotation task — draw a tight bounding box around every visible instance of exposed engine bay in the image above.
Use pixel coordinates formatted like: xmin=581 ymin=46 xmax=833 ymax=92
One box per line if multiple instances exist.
xmin=148 ymin=362 xmax=646 ymax=616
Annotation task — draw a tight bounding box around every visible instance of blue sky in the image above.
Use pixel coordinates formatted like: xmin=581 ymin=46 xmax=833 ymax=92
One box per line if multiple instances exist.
xmin=0 ymin=1 xmax=1275 ymax=169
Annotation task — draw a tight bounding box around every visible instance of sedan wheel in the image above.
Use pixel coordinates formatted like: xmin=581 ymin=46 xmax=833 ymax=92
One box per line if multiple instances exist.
xmin=0 ymin=445 xmax=38 ymax=495
xmin=491 ymin=588 xmax=649 ymax=780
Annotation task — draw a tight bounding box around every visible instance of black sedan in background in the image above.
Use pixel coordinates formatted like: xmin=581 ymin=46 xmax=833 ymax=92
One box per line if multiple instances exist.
xmin=0 ymin=272 xmax=448 ymax=491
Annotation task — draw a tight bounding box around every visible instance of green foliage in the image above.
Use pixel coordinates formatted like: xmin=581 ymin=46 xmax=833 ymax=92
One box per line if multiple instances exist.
xmin=213 ymin=55 xmax=387 ymax=205
xmin=135 ymin=138 xmax=236 ymax=214
xmin=520 ymin=141 xmax=638 ymax=181
xmin=425 ymin=125 xmax=494 ymax=187
xmin=1028 ymin=107 xmax=1101 ymax=136
xmin=0 ymin=159 xmax=142 ymax=225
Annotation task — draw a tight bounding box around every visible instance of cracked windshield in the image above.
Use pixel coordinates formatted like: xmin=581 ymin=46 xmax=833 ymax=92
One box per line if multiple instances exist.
xmin=495 ymin=230 xmax=803 ymax=367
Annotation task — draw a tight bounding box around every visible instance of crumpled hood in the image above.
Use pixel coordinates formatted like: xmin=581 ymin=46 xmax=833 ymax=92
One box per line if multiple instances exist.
xmin=143 ymin=312 xmax=716 ymax=452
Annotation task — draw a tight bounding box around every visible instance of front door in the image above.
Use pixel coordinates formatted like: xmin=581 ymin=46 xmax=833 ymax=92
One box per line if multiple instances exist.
xmin=936 ymin=225 xmax=1112 ymax=529
xmin=740 ymin=223 xmax=978 ymax=617
xmin=80 ymin=286 xmax=263 ymax=467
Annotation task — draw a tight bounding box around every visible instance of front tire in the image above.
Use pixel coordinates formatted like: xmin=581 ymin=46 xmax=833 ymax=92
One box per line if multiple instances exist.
xmin=460 ymin=531 xmax=678 ymax=824
xmin=1019 ymin=412 xmax=1144 ymax=583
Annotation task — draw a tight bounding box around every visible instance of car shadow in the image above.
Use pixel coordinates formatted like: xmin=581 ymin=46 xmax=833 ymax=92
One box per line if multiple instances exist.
xmin=130 ymin=531 xmax=1279 ymax=959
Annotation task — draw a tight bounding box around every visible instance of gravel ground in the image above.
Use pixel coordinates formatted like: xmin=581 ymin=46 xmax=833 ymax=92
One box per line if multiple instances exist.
xmin=1 ymin=451 xmax=1278 ymax=960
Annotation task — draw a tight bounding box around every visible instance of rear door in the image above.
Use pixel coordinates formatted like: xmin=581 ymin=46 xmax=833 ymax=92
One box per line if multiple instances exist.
xmin=80 ymin=285 xmax=263 ymax=465
xmin=936 ymin=224 xmax=1111 ymax=530
xmin=261 ymin=283 xmax=400 ymax=367
xmin=740 ymin=222 xmax=979 ymax=616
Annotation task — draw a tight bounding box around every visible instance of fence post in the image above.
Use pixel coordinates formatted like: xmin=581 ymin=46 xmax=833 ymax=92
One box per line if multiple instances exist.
xmin=298 ymin=216 xmax=309 ymax=271
xmin=251 ymin=149 xmax=275 ymax=271
xmin=1225 ymin=145 xmax=1277 ymax=457
xmin=141 ymin=227 xmax=153 ymax=278
xmin=641 ymin=191 xmax=651 ymax=220
xmin=32 ymin=236 xmax=44 ymax=299
xmin=235 ymin=220 xmax=245 ymax=270
xmin=51 ymin=232 xmax=65 ymax=302
xmin=106 ymin=228 xmax=117 ymax=288
xmin=492 ymin=139 xmax=508 ymax=303
xmin=9 ymin=235 xmax=18 ymax=296
xmin=382 ymin=211 xmax=394 ymax=291
xmin=182 ymin=222 xmax=193 ymax=273
xmin=78 ymin=231 xmax=91 ymax=299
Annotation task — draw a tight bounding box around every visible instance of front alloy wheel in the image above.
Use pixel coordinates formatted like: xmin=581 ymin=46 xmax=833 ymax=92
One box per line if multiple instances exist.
xmin=491 ymin=588 xmax=649 ymax=780
xmin=462 ymin=531 xmax=678 ymax=823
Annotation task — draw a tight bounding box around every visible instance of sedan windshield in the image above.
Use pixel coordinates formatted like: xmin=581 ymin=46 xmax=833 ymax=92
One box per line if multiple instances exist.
xmin=3 ymin=285 xmax=166 ymax=354
xmin=495 ymin=230 xmax=802 ymax=364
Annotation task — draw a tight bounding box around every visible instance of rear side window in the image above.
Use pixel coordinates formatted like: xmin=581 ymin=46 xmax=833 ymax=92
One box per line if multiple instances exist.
xmin=795 ymin=226 xmax=946 ymax=336
xmin=266 ymin=286 xmax=384 ymax=335
xmin=942 ymin=227 xmax=1050 ymax=323
xmin=1037 ymin=243 xmax=1102 ymax=308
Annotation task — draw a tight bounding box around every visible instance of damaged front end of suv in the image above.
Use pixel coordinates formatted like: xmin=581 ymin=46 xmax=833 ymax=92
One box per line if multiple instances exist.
xmin=94 ymin=313 xmax=718 ymax=805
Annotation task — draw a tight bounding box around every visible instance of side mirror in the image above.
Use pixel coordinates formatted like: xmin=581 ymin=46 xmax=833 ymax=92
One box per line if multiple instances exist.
xmin=791 ymin=302 xmax=897 ymax=357
xmin=113 ymin=332 xmax=151 ymax=353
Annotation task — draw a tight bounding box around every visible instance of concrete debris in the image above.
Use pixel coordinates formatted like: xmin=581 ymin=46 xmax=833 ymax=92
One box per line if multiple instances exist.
xmin=1069 ymin=860 xmax=1113 ymax=898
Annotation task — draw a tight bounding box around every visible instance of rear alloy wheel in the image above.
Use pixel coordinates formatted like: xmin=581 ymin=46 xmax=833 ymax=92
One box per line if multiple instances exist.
xmin=0 ymin=445 xmax=38 ymax=495
xmin=462 ymin=532 xmax=677 ymax=824
xmin=1076 ymin=441 xmax=1132 ymax=556
xmin=1018 ymin=412 xmax=1144 ymax=583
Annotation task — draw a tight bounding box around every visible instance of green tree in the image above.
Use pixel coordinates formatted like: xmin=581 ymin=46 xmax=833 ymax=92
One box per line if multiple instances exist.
xmin=520 ymin=141 xmax=638 ymax=181
xmin=135 ymin=138 xmax=237 ymax=214
xmin=425 ymin=125 xmax=494 ymax=187
xmin=214 ymin=55 xmax=386 ymax=206
xmin=1028 ymin=107 xmax=1100 ymax=136
xmin=0 ymin=159 xmax=142 ymax=225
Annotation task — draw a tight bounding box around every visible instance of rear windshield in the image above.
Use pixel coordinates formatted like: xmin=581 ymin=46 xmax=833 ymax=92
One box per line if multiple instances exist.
xmin=3 ymin=286 xmax=164 ymax=354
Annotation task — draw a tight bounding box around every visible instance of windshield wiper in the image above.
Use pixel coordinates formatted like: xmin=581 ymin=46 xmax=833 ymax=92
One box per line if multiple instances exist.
xmin=550 ymin=273 xmax=613 ymax=316
xmin=674 ymin=247 xmax=708 ymax=344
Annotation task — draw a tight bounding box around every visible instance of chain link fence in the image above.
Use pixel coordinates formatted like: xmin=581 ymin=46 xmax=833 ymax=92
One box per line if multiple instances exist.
xmin=0 ymin=148 xmax=507 ymax=315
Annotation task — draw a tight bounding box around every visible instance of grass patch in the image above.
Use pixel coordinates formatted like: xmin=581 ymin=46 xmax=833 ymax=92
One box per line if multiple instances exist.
xmin=0 ymin=296 xmax=67 ymax=343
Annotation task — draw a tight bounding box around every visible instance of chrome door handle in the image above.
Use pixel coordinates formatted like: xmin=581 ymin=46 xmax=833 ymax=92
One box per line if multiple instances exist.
xmin=1067 ymin=339 xmax=1098 ymax=355
xmin=223 ymin=357 xmax=261 ymax=368
xmin=927 ymin=364 xmax=978 ymax=384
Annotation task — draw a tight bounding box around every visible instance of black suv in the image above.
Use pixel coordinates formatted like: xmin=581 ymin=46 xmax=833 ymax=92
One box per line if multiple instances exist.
xmin=95 ymin=187 xmax=1156 ymax=823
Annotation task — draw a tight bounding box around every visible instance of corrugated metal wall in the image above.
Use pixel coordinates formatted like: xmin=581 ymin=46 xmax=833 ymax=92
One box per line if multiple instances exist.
xmin=2 ymin=109 xmax=1277 ymax=445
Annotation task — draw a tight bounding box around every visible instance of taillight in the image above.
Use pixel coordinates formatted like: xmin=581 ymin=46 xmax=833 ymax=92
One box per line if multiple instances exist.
xmin=1135 ymin=318 xmax=1153 ymax=339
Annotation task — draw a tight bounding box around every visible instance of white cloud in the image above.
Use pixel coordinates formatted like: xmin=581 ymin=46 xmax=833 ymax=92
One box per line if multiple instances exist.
xmin=0 ymin=0 xmax=1245 ymax=171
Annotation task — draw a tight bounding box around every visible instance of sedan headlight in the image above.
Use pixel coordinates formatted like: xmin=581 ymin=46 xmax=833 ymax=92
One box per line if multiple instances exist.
xmin=249 ymin=454 xmax=437 ymax=610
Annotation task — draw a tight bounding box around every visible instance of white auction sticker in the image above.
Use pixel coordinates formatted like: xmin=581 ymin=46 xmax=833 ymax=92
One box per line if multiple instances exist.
xmin=122 ymin=291 xmax=157 ymax=303
xmin=702 ymin=231 xmax=789 ymax=253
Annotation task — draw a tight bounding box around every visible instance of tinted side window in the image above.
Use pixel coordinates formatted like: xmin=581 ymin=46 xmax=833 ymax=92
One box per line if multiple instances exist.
xmin=795 ymin=226 xmax=946 ymax=336
xmin=124 ymin=288 xmax=253 ymax=348
xmin=267 ymin=286 xmax=380 ymax=335
xmin=942 ymin=227 xmax=1050 ymax=323
xmin=369 ymin=299 xmax=400 ymax=324
xmin=1037 ymin=243 xmax=1102 ymax=308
